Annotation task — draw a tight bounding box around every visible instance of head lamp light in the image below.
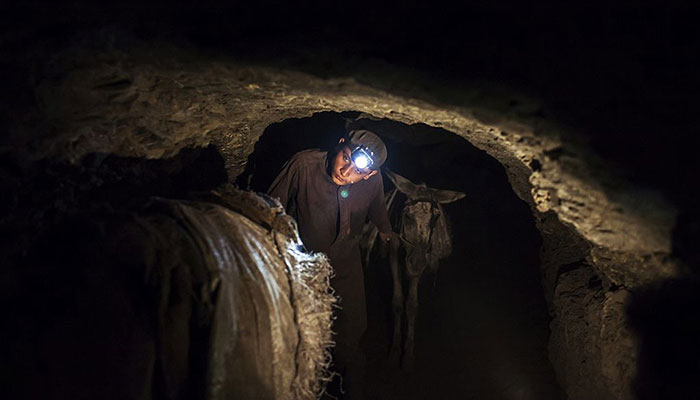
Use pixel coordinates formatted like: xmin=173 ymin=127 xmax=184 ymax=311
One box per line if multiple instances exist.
xmin=350 ymin=145 xmax=374 ymax=170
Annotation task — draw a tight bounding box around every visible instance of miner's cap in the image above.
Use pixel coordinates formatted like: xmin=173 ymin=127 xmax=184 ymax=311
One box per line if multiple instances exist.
xmin=347 ymin=129 xmax=387 ymax=169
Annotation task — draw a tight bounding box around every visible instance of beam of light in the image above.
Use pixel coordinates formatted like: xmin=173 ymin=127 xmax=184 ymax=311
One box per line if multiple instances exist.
xmin=353 ymin=154 xmax=370 ymax=169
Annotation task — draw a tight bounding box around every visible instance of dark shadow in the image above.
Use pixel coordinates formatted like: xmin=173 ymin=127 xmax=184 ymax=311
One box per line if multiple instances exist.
xmin=627 ymin=207 xmax=700 ymax=400
xmin=627 ymin=276 xmax=700 ymax=400
xmin=75 ymin=144 xmax=229 ymax=205
xmin=0 ymin=144 xmax=228 ymax=284
xmin=0 ymin=144 xmax=227 ymax=220
xmin=672 ymin=208 xmax=700 ymax=274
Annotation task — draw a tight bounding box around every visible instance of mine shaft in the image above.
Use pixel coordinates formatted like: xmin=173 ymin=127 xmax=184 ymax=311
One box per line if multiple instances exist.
xmin=2 ymin=3 xmax=698 ymax=400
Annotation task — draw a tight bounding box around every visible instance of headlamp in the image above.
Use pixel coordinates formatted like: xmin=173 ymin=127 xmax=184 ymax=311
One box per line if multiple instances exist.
xmin=350 ymin=145 xmax=374 ymax=170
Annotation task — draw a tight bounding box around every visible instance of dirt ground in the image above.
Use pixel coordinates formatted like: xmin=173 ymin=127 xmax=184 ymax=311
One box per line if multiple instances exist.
xmin=361 ymin=224 xmax=564 ymax=400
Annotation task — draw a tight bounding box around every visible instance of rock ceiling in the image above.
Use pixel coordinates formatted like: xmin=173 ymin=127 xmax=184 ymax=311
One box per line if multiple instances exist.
xmin=8 ymin=39 xmax=678 ymax=288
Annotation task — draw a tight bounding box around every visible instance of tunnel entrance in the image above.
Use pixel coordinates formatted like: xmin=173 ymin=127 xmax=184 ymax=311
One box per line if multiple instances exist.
xmin=237 ymin=112 xmax=564 ymax=399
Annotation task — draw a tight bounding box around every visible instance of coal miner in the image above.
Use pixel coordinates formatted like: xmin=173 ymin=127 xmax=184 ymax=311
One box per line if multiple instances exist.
xmin=268 ymin=129 xmax=394 ymax=398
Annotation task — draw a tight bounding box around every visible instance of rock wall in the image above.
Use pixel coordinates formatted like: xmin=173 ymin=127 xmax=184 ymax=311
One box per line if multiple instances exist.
xmin=5 ymin=36 xmax=683 ymax=399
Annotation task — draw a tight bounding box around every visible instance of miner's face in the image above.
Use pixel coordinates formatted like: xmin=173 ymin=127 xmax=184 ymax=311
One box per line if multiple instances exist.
xmin=330 ymin=139 xmax=377 ymax=186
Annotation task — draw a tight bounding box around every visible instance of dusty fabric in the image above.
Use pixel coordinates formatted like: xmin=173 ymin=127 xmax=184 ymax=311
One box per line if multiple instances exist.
xmin=178 ymin=188 xmax=336 ymax=400
xmin=6 ymin=187 xmax=334 ymax=400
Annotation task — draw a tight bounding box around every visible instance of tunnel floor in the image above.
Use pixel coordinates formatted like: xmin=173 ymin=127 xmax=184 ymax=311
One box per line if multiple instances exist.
xmin=358 ymin=163 xmax=563 ymax=400
xmin=240 ymin=111 xmax=564 ymax=399
xmin=360 ymin=218 xmax=562 ymax=400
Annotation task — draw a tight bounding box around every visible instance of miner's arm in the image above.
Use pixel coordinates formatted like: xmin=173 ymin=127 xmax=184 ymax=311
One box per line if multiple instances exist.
xmin=268 ymin=155 xmax=301 ymax=212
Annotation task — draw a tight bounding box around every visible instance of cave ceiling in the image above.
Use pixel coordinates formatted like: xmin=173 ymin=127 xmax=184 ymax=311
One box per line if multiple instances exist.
xmin=5 ymin=35 xmax=679 ymax=288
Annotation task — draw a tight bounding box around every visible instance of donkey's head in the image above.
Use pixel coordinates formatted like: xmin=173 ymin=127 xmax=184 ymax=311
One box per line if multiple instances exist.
xmin=385 ymin=170 xmax=466 ymax=273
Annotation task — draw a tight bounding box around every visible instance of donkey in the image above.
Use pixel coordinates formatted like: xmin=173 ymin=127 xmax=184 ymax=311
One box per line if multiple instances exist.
xmin=382 ymin=170 xmax=466 ymax=370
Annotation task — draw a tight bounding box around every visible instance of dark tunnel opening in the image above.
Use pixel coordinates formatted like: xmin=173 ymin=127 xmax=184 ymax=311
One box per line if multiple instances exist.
xmin=236 ymin=111 xmax=564 ymax=399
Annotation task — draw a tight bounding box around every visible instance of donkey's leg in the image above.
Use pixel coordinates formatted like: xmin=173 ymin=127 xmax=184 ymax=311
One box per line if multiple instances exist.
xmin=402 ymin=276 xmax=420 ymax=372
xmin=388 ymin=237 xmax=403 ymax=364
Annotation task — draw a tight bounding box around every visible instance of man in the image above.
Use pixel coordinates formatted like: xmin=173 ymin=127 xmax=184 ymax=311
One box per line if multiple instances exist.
xmin=268 ymin=129 xmax=393 ymax=399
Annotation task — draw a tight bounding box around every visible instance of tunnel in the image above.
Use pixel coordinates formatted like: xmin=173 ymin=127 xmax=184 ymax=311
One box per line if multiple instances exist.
xmin=2 ymin=3 xmax=699 ymax=400
xmin=236 ymin=111 xmax=562 ymax=399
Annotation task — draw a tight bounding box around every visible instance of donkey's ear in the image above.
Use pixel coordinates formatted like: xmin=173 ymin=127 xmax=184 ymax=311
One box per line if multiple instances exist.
xmin=384 ymin=169 xmax=420 ymax=197
xmin=431 ymin=188 xmax=466 ymax=204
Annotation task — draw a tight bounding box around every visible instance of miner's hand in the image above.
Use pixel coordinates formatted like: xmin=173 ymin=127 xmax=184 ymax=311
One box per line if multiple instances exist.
xmin=379 ymin=231 xmax=398 ymax=242
xmin=379 ymin=231 xmax=398 ymax=257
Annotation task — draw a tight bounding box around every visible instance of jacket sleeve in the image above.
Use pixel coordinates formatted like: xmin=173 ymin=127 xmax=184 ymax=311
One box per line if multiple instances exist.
xmin=367 ymin=173 xmax=392 ymax=234
xmin=267 ymin=154 xmax=301 ymax=212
